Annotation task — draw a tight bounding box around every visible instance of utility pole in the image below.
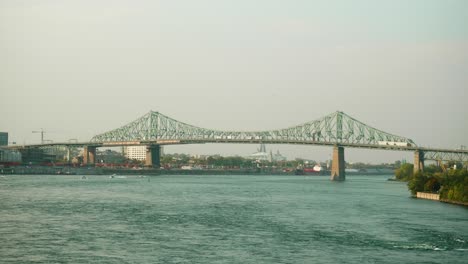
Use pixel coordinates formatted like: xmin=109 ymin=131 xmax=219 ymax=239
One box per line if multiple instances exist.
xmin=32 ymin=129 xmax=46 ymax=144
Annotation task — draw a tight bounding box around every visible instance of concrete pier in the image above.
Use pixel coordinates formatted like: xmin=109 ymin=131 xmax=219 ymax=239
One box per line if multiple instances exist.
xmin=331 ymin=145 xmax=345 ymax=181
xmin=66 ymin=147 xmax=71 ymax=163
xmin=83 ymin=146 xmax=96 ymax=165
xmin=414 ymin=150 xmax=425 ymax=174
xmin=145 ymin=145 xmax=161 ymax=168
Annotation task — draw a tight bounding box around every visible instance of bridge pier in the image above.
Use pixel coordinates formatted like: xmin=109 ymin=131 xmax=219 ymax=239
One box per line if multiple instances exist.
xmin=83 ymin=146 xmax=96 ymax=165
xmin=414 ymin=150 xmax=425 ymax=174
xmin=331 ymin=145 xmax=345 ymax=181
xmin=66 ymin=147 xmax=71 ymax=163
xmin=145 ymin=145 xmax=161 ymax=168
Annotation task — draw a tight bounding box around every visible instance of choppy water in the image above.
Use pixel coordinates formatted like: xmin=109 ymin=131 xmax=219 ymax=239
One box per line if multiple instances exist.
xmin=0 ymin=174 xmax=467 ymax=263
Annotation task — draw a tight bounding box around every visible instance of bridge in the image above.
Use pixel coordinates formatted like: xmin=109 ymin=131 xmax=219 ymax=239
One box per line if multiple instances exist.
xmin=5 ymin=111 xmax=468 ymax=181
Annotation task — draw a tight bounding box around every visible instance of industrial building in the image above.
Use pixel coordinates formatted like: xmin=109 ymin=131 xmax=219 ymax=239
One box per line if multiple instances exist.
xmin=0 ymin=132 xmax=8 ymax=146
xmin=0 ymin=149 xmax=22 ymax=163
xmin=18 ymin=148 xmax=55 ymax=164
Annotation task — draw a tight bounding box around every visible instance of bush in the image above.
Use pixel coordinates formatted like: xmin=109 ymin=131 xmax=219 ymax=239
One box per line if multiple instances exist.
xmin=439 ymin=169 xmax=468 ymax=203
xmin=408 ymin=168 xmax=468 ymax=203
xmin=395 ymin=163 xmax=413 ymax=181
xmin=408 ymin=172 xmax=427 ymax=195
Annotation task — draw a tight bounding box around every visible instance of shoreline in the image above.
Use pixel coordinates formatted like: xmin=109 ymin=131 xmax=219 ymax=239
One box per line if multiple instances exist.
xmin=411 ymin=193 xmax=468 ymax=207
xmin=1 ymin=166 xmax=394 ymax=176
xmin=440 ymin=199 xmax=468 ymax=207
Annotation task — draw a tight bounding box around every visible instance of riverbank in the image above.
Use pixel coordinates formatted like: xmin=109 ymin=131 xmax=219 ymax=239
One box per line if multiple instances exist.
xmin=1 ymin=166 xmax=395 ymax=176
xmin=393 ymin=164 xmax=468 ymax=207
xmin=413 ymin=192 xmax=468 ymax=207
xmin=0 ymin=166 xmax=292 ymax=176
xmin=440 ymin=199 xmax=468 ymax=206
xmin=416 ymin=192 xmax=440 ymax=201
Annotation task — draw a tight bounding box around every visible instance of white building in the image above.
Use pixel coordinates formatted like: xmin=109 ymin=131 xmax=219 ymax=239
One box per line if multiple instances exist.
xmin=124 ymin=146 xmax=147 ymax=161
xmin=247 ymin=144 xmax=287 ymax=162
xmin=271 ymin=150 xmax=287 ymax=162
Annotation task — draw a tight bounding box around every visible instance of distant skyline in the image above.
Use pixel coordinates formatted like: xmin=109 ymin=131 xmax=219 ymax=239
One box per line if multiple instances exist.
xmin=1 ymin=0 xmax=467 ymax=163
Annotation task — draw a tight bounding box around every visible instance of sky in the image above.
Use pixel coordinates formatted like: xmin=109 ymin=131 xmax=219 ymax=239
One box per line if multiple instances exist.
xmin=1 ymin=0 xmax=467 ymax=163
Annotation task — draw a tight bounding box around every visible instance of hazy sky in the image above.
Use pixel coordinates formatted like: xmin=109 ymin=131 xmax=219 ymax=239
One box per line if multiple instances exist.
xmin=1 ymin=0 xmax=467 ymax=163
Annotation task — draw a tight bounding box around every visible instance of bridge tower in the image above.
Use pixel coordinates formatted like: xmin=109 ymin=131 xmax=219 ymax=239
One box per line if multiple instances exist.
xmin=413 ymin=149 xmax=425 ymax=174
xmin=145 ymin=145 xmax=161 ymax=168
xmin=83 ymin=146 xmax=96 ymax=165
xmin=331 ymin=145 xmax=345 ymax=181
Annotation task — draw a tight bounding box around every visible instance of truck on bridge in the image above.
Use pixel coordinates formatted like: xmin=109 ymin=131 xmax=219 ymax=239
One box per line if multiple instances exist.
xmin=378 ymin=141 xmax=411 ymax=147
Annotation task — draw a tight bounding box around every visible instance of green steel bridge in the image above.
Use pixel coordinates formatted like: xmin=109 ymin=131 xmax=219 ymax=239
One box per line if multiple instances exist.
xmin=5 ymin=111 xmax=468 ymax=180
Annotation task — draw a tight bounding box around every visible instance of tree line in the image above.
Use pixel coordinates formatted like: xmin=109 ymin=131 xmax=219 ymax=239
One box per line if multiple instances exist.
xmin=395 ymin=163 xmax=468 ymax=204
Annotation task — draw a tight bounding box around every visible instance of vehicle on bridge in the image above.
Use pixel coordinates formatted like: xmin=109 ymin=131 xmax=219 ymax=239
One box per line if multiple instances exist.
xmin=378 ymin=141 xmax=411 ymax=147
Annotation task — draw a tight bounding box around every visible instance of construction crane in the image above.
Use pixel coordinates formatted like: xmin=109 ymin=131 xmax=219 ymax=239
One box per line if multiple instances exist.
xmin=32 ymin=129 xmax=46 ymax=144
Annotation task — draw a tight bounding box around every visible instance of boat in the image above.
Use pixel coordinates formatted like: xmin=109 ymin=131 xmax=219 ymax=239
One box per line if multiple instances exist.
xmin=295 ymin=164 xmax=328 ymax=175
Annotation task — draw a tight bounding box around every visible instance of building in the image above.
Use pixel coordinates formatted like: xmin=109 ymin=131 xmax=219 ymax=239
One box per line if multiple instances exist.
xmin=0 ymin=132 xmax=8 ymax=146
xmin=248 ymin=144 xmax=270 ymax=161
xmin=271 ymin=150 xmax=287 ymax=162
xmin=0 ymin=148 xmax=21 ymax=163
xmin=43 ymin=146 xmax=74 ymax=161
xmin=18 ymin=148 xmax=55 ymax=164
xmin=248 ymin=144 xmax=287 ymax=162
xmin=124 ymin=146 xmax=147 ymax=161
xmin=96 ymin=149 xmax=126 ymax=164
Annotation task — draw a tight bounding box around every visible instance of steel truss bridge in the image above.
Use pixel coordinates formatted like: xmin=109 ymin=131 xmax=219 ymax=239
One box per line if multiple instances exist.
xmin=5 ymin=111 xmax=468 ymax=180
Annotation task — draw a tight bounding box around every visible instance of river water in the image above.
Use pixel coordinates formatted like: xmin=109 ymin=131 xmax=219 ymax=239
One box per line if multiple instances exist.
xmin=0 ymin=174 xmax=466 ymax=263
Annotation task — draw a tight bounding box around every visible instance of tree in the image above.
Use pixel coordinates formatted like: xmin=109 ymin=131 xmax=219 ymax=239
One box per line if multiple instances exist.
xmin=395 ymin=163 xmax=413 ymax=181
xmin=423 ymin=177 xmax=441 ymax=193
xmin=407 ymin=172 xmax=427 ymax=195
xmin=406 ymin=168 xmax=467 ymax=203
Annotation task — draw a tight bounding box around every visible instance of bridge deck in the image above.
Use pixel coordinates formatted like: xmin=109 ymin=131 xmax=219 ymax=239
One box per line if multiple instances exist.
xmin=4 ymin=139 xmax=467 ymax=156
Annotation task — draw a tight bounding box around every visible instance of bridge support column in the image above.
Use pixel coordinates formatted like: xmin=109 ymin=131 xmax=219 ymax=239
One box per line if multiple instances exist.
xmin=331 ymin=145 xmax=345 ymax=181
xmin=414 ymin=150 xmax=425 ymax=174
xmin=66 ymin=147 xmax=71 ymax=163
xmin=83 ymin=146 xmax=96 ymax=165
xmin=145 ymin=145 xmax=161 ymax=168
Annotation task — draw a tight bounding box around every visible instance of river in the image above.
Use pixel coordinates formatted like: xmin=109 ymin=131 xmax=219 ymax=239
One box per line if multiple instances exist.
xmin=0 ymin=174 xmax=466 ymax=263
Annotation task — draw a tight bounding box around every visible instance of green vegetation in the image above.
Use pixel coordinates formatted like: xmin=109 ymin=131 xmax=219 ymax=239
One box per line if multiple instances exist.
xmin=160 ymin=153 xmax=309 ymax=169
xmin=394 ymin=163 xmax=414 ymax=181
xmin=441 ymin=170 xmax=468 ymax=203
xmin=395 ymin=163 xmax=468 ymax=204
xmin=160 ymin=153 xmax=403 ymax=170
